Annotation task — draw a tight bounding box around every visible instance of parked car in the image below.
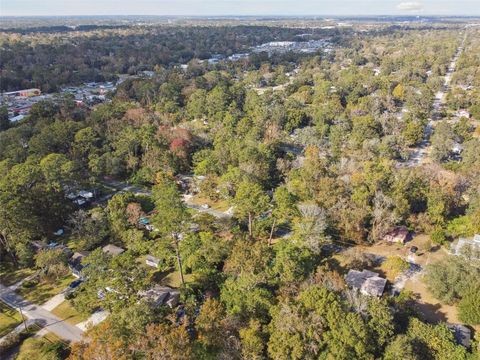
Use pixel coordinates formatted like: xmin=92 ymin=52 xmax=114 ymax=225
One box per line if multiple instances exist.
xmin=69 ymin=279 xmax=83 ymax=289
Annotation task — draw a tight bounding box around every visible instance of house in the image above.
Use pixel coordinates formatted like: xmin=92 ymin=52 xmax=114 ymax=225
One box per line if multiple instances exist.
xmin=345 ymin=270 xmax=387 ymax=297
xmin=69 ymin=251 xmax=90 ymax=278
xmin=451 ymin=234 xmax=480 ymax=259
xmin=102 ymin=244 xmax=125 ymax=256
xmin=447 ymin=324 xmax=472 ymax=348
xmin=146 ymin=255 xmax=161 ymax=268
xmin=138 ymin=285 xmax=180 ymax=308
xmin=456 ymin=109 xmax=471 ymax=119
xmin=384 ymin=226 xmax=411 ymax=244
xmin=31 ymin=241 xmax=47 ymax=252
xmin=67 ymin=189 xmax=95 ymax=206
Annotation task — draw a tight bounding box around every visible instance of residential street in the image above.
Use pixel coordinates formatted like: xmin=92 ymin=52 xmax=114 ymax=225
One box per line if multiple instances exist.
xmin=404 ymin=30 xmax=467 ymax=167
xmin=0 ymin=283 xmax=83 ymax=343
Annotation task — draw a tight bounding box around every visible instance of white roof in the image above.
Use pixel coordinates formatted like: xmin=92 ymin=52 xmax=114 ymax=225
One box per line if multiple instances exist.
xmin=452 ymin=235 xmax=480 ymax=259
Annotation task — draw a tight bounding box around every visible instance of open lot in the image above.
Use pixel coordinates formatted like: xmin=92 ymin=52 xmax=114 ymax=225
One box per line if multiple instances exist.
xmin=51 ymin=300 xmax=89 ymax=326
xmin=188 ymin=194 xmax=231 ymax=212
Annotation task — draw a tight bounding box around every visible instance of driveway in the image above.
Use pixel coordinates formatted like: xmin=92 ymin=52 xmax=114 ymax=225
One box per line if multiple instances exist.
xmin=0 ymin=283 xmax=83 ymax=343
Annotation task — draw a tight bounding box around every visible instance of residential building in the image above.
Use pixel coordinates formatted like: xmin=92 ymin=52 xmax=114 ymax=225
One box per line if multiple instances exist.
xmin=138 ymin=285 xmax=180 ymax=308
xmin=345 ymin=269 xmax=387 ymax=297
xmin=451 ymin=234 xmax=480 ymax=259
xmin=102 ymin=244 xmax=125 ymax=256
xmin=383 ymin=226 xmax=411 ymax=244
xmin=146 ymin=255 xmax=161 ymax=268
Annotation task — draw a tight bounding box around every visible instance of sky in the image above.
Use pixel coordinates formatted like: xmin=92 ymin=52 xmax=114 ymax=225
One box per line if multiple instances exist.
xmin=1 ymin=0 xmax=479 ymax=17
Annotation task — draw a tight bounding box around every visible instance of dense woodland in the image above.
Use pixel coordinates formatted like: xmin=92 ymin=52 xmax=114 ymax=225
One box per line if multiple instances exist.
xmin=1 ymin=23 xmax=480 ymax=359
xmin=0 ymin=25 xmax=339 ymax=92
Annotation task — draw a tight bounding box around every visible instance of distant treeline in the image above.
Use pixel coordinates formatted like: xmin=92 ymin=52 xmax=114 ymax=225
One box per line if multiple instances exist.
xmin=0 ymin=24 xmax=130 ymax=34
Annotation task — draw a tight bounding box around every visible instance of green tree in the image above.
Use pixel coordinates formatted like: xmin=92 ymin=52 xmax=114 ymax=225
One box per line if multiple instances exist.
xmin=0 ymin=105 xmax=9 ymax=132
xmin=458 ymin=287 xmax=480 ymax=325
xmin=152 ymin=174 xmax=190 ymax=286
xmin=383 ymin=335 xmax=418 ymax=360
xmin=232 ymin=180 xmax=269 ymax=237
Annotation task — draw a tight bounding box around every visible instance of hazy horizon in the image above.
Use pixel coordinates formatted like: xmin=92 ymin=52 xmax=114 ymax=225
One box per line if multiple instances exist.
xmin=1 ymin=0 xmax=479 ymax=17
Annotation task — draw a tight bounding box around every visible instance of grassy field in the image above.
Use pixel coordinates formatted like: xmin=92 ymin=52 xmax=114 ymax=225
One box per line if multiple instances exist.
xmin=15 ymin=331 xmax=67 ymax=360
xmin=18 ymin=275 xmax=75 ymax=305
xmin=189 ymin=194 xmax=230 ymax=212
xmin=51 ymin=300 xmax=88 ymax=325
xmin=151 ymin=268 xmax=195 ymax=288
xmin=0 ymin=301 xmax=22 ymax=337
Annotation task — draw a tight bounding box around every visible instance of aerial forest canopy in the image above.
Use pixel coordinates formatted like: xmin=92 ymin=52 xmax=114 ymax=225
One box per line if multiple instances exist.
xmin=0 ymin=19 xmax=479 ymax=360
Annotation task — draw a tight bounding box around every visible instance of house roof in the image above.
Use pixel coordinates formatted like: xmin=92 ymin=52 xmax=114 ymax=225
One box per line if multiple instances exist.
xmin=138 ymin=285 xmax=180 ymax=307
xmin=384 ymin=226 xmax=409 ymax=242
xmin=345 ymin=270 xmax=387 ymax=297
xmin=146 ymin=255 xmax=160 ymax=264
xmin=451 ymin=234 xmax=480 ymax=258
xmin=71 ymin=251 xmax=90 ymax=262
xmin=102 ymin=244 xmax=125 ymax=256
xmin=448 ymin=324 xmax=472 ymax=348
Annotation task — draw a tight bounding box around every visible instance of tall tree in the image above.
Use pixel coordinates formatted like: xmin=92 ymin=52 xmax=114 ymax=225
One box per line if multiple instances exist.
xmin=233 ymin=180 xmax=269 ymax=237
xmin=152 ymin=173 xmax=189 ymax=286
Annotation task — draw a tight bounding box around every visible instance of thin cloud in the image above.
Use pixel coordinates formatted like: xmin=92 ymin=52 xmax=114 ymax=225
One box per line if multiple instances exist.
xmin=397 ymin=1 xmax=423 ymax=11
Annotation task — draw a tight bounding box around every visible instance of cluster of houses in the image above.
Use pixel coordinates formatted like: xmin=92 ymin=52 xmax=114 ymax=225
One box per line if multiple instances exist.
xmin=252 ymin=39 xmax=333 ymax=55
xmin=342 ymin=228 xmax=475 ymax=348
xmin=67 ymin=244 xmax=176 ymax=308
xmin=1 ymin=80 xmax=117 ymax=123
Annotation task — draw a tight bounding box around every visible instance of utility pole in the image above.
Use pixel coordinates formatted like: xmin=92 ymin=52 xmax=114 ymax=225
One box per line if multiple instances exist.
xmin=19 ymin=305 xmax=27 ymax=331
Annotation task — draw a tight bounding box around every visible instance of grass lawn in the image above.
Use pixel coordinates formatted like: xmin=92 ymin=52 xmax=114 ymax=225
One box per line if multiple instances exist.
xmin=151 ymin=268 xmax=195 ymax=288
xmin=189 ymin=194 xmax=230 ymax=212
xmin=16 ymin=332 xmax=67 ymax=360
xmin=0 ymin=301 xmax=22 ymax=337
xmin=51 ymin=300 xmax=89 ymax=325
xmin=0 ymin=263 xmax=35 ymax=287
xmin=18 ymin=275 xmax=75 ymax=305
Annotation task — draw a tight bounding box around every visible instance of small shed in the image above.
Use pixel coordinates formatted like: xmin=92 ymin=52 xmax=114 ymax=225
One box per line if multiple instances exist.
xmin=102 ymin=244 xmax=125 ymax=256
xmin=384 ymin=226 xmax=410 ymax=244
xmin=146 ymin=255 xmax=161 ymax=268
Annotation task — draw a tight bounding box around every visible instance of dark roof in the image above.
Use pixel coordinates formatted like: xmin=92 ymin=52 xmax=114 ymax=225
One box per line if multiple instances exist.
xmin=139 ymin=285 xmax=180 ymax=307
xmin=448 ymin=324 xmax=472 ymax=348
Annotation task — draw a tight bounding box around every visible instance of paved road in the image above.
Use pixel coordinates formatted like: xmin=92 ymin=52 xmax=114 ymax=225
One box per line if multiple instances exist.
xmin=0 ymin=283 xmax=83 ymax=343
xmin=403 ymin=31 xmax=467 ymax=168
